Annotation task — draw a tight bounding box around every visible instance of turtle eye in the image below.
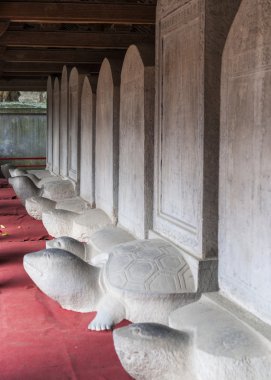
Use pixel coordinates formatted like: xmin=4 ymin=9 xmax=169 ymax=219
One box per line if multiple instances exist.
xmin=132 ymin=326 xmax=142 ymax=336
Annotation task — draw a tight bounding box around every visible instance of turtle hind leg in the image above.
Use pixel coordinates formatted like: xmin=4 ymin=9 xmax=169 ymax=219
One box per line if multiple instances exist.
xmin=88 ymin=295 xmax=126 ymax=331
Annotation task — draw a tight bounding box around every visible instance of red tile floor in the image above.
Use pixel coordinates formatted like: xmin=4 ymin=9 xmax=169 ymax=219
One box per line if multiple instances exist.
xmin=0 ymin=179 xmax=131 ymax=380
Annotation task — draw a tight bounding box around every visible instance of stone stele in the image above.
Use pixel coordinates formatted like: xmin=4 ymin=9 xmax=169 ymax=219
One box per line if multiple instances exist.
xmin=40 ymin=75 xmax=96 ymax=229
xmin=23 ymin=239 xmax=198 ymax=331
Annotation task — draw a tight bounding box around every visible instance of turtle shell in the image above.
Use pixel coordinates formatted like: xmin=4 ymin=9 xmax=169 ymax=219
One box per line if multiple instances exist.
xmin=104 ymin=239 xmax=195 ymax=294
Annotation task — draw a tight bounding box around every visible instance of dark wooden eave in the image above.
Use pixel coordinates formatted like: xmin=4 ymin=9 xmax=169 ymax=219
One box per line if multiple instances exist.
xmin=0 ymin=1 xmax=156 ymax=90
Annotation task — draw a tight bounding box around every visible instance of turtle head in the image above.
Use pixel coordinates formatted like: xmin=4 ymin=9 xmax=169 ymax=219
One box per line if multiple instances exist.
xmin=8 ymin=176 xmax=40 ymax=203
xmin=23 ymin=248 xmax=101 ymax=311
xmin=113 ymin=323 xmax=192 ymax=379
xmin=46 ymin=237 xmax=86 ymax=262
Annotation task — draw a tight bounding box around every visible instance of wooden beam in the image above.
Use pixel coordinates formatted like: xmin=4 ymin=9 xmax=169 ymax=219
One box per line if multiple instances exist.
xmin=0 ymin=78 xmax=47 ymax=91
xmin=2 ymin=62 xmax=100 ymax=74
xmin=4 ymin=48 xmax=125 ymax=64
xmin=0 ymin=31 xmax=154 ymax=49
xmin=0 ymin=2 xmax=155 ymax=24
xmin=0 ymin=21 xmax=9 ymax=37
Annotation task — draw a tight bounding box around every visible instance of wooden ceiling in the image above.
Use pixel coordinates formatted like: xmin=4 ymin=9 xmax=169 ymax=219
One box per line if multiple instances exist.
xmin=0 ymin=1 xmax=156 ymax=90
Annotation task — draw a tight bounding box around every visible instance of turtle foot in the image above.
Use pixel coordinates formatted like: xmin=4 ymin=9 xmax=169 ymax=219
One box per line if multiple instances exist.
xmin=88 ymin=314 xmax=114 ymax=331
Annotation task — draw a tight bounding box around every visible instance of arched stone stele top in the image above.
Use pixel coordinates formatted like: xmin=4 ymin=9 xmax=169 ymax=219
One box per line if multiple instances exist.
xmin=52 ymin=77 xmax=60 ymax=175
xmin=219 ymin=0 xmax=271 ymax=323
xmin=95 ymin=58 xmax=120 ymax=221
xmin=118 ymin=44 xmax=155 ymax=239
xmin=46 ymin=75 xmax=53 ymax=171
xmin=68 ymin=67 xmax=84 ymax=185
xmin=59 ymin=65 xmax=70 ymax=178
xmin=80 ymin=75 xmax=95 ymax=206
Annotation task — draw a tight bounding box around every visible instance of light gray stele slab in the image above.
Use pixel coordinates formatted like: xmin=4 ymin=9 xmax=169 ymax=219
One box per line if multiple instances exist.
xmin=73 ymin=45 xmax=155 ymax=254
xmin=152 ymin=0 xmax=241 ymax=261
xmin=52 ymin=76 xmax=60 ymax=175
xmin=23 ymin=67 xmax=86 ymax=221
xmin=67 ymin=66 xmax=84 ymax=186
xmin=59 ymin=66 xmax=70 ymax=178
xmin=23 ymin=239 xmax=198 ymax=332
xmin=71 ymin=58 xmax=121 ymax=241
xmin=46 ymin=75 xmax=53 ymax=172
xmin=41 ymin=75 xmax=96 ymax=233
xmin=219 ymin=0 xmax=271 ymax=324
xmin=113 ymin=294 xmax=271 ymax=380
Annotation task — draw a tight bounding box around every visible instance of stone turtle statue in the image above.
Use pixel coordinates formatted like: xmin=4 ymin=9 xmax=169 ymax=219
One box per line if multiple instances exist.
xmin=113 ymin=323 xmax=195 ymax=380
xmin=9 ymin=175 xmax=75 ymax=206
xmin=1 ymin=163 xmax=16 ymax=179
xmin=113 ymin=297 xmax=271 ymax=380
xmin=23 ymin=239 xmax=198 ymax=330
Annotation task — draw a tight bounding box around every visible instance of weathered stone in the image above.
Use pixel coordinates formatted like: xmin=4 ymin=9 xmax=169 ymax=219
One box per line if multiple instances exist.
xmin=59 ymin=66 xmax=70 ymax=178
xmin=9 ymin=175 xmax=76 ymax=206
xmin=114 ymin=324 xmax=193 ymax=380
xmin=72 ymin=59 xmax=121 ymax=240
xmin=45 ymin=226 xmax=135 ymax=262
xmin=23 ymin=239 xmax=197 ymax=331
xmin=25 ymin=196 xmax=56 ymax=220
xmin=46 ymin=76 xmax=53 ymax=171
xmin=46 ymin=236 xmax=88 ymax=262
xmin=68 ymin=67 xmax=84 ymax=186
xmin=114 ymin=295 xmax=271 ymax=380
xmin=150 ymin=0 xmax=240 ymax=292
xmin=71 ymin=209 xmax=112 ymax=241
xmin=219 ymin=0 xmax=271 ymax=323
xmin=80 ymin=75 xmax=96 ymax=206
xmin=1 ymin=164 xmax=16 ymax=178
xmin=21 ymin=67 xmax=84 ymax=221
xmin=118 ymin=45 xmax=154 ymax=239
xmin=94 ymin=58 xmax=120 ymax=221
xmin=41 ymin=75 xmax=96 ymax=233
xmin=52 ymin=77 xmax=60 ymax=175
xmin=9 ymin=176 xmax=39 ymax=205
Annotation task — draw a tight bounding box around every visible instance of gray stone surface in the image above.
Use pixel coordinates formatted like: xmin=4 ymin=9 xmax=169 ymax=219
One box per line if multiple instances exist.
xmin=153 ymin=0 xmax=241 ymax=260
xmin=27 ymin=169 xmax=52 ymax=179
xmin=23 ymin=239 xmax=197 ymax=331
xmin=114 ymin=324 xmax=193 ymax=380
xmin=25 ymin=196 xmax=56 ymax=220
xmin=44 ymin=227 xmax=134 ymax=263
xmin=9 ymin=175 xmax=76 ymax=206
xmin=72 ymin=209 xmax=112 ymax=241
xmin=114 ymin=295 xmax=271 ymax=380
xmin=72 ymin=59 xmax=121 ymax=239
xmin=68 ymin=67 xmax=84 ymax=186
xmin=41 ymin=75 xmax=96 ymax=234
xmin=59 ymin=66 xmax=70 ymax=178
xmin=9 ymin=176 xmax=40 ymax=205
xmin=42 ymin=209 xmax=79 ymax=237
xmin=46 ymin=76 xmax=53 ymax=172
xmin=118 ymin=45 xmax=154 ymax=239
xmin=219 ymin=0 xmax=271 ymax=323
xmin=79 ymin=75 xmax=95 ymax=206
xmin=52 ymin=77 xmax=60 ymax=175
xmin=46 ymin=236 xmax=87 ymax=262
xmin=1 ymin=164 xmax=16 ymax=179
xmin=94 ymin=58 xmax=120 ymax=221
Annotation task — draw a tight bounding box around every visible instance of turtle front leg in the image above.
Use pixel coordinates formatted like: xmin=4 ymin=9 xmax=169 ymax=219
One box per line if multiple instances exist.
xmin=88 ymin=295 xmax=126 ymax=331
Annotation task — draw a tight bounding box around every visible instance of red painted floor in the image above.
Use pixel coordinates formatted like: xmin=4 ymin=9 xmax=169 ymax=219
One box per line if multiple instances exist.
xmin=0 ymin=182 xmax=131 ymax=380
